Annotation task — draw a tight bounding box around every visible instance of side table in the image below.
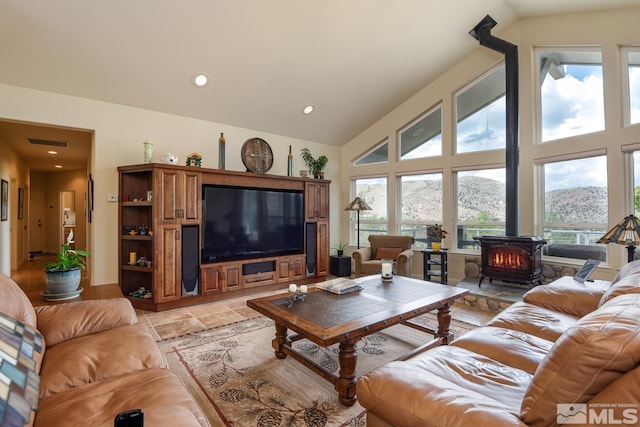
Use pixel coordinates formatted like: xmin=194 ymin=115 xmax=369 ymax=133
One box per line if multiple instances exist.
xmin=422 ymin=249 xmax=448 ymax=284
xmin=330 ymin=255 xmax=352 ymax=277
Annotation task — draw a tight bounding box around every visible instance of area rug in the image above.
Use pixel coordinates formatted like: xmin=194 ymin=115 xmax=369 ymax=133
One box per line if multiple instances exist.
xmin=158 ymin=314 xmax=476 ymax=427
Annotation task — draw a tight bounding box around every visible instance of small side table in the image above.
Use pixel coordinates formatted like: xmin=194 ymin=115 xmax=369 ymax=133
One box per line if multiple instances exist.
xmin=422 ymin=249 xmax=448 ymax=284
xmin=330 ymin=255 xmax=352 ymax=277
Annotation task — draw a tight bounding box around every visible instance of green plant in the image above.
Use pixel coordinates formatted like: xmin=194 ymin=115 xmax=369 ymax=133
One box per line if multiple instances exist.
xmin=300 ymin=148 xmax=328 ymax=177
xmin=333 ymin=241 xmax=347 ymax=251
xmin=44 ymin=243 xmax=91 ymax=272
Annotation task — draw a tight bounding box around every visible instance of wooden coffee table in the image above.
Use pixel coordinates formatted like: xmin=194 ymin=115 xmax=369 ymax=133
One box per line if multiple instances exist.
xmin=246 ymin=275 xmax=468 ymax=406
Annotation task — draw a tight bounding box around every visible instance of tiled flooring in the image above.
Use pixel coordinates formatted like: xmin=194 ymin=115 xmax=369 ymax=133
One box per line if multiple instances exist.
xmin=11 ymin=256 xmax=497 ymax=341
xmin=137 ymin=289 xmax=497 ymax=341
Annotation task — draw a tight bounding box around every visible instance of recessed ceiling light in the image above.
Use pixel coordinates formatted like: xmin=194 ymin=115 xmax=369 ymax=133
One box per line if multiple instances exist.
xmin=54 ymin=164 xmax=62 ymax=169
xmin=303 ymin=105 xmax=314 ymax=115
xmin=47 ymin=150 xmax=57 ymax=155
xmin=192 ymin=73 xmax=209 ymax=87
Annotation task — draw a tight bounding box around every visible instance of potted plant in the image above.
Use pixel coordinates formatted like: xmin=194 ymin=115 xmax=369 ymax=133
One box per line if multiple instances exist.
xmin=427 ymin=224 xmax=448 ymax=252
xmin=333 ymin=242 xmax=347 ymax=256
xmin=44 ymin=233 xmax=91 ymax=294
xmin=300 ymin=148 xmax=328 ymax=179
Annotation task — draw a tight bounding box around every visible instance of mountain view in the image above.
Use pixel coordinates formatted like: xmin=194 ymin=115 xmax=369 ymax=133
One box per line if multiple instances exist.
xmin=358 ymin=176 xmax=608 ymax=224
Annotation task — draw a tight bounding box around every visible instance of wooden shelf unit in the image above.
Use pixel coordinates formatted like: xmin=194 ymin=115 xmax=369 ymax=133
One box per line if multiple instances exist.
xmin=118 ymin=163 xmax=330 ymax=311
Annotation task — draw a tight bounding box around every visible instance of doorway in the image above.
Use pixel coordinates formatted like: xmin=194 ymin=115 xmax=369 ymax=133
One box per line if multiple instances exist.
xmin=29 ymin=189 xmax=44 ymax=253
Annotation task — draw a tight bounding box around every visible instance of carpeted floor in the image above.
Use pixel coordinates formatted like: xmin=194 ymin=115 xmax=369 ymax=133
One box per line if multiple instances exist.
xmin=156 ymin=313 xmax=477 ymax=427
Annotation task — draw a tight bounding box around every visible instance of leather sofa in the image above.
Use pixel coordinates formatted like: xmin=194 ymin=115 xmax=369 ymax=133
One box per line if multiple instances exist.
xmin=0 ymin=273 xmax=209 ymax=427
xmin=358 ymin=260 xmax=640 ymax=426
xmin=352 ymin=235 xmax=415 ymax=278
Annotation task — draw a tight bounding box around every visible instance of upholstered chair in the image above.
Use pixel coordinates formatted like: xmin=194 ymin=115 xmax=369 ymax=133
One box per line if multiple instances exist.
xmin=351 ymin=235 xmax=415 ymax=278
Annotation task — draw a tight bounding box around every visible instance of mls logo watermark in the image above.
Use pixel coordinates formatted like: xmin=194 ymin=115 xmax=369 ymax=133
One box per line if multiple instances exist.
xmin=558 ymin=403 xmax=638 ymax=425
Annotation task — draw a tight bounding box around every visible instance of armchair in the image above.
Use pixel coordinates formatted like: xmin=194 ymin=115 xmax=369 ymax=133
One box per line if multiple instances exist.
xmin=351 ymin=235 xmax=415 ymax=277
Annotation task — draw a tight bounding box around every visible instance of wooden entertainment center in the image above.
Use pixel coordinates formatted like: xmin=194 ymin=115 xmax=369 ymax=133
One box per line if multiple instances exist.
xmin=118 ymin=163 xmax=330 ymax=311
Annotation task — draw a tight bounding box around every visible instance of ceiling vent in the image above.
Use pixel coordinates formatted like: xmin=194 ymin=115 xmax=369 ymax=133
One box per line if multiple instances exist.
xmin=28 ymin=138 xmax=68 ymax=148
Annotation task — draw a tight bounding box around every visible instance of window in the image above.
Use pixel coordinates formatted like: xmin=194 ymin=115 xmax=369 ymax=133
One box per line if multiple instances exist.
xmin=400 ymin=106 xmax=442 ymax=160
xmin=541 ymin=155 xmax=607 ymax=260
xmin=456 ymin=168 xmax=506 ymax=249
xmin=456 ymin=64 xmax=506 ymax=154
xmin=633 ymin=151 xmax=640 ymax=217
xmin=352 ymin=177 xmax=388 ymax=247
xmin=538 ymin=49 xmax=604 ymax=142
xmin=624 ymin=48 xmax=640 ymax=126
xmin=399 ymin=173 xmax=443 ymax=249
xmin=354 ymin=139 xmax=389 ymax=165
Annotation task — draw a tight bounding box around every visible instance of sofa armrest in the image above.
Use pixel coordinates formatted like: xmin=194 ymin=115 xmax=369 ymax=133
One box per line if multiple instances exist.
xmin=396 ymin=249 xmax=414 ymax=277
xmin=352 ymin=247 xmax=373 ymax=277
xmin=523 ymin=276 xmax=608 ymax=317
xmin=35 ymin=298 xmax=138 ymax=347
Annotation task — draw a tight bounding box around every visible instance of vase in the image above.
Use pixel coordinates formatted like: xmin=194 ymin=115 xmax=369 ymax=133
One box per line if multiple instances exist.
xmin=143 ymin=141 xmax=153 ymax=163
xmin=431 ymin=242 xmax=442 ymax=252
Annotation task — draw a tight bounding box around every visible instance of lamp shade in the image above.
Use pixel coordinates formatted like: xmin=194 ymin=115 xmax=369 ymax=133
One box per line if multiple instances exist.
xmin=597 ymin=214 xmax=640 ymax=263
xmin=597 ymin=215 xmax=640 ymax=246
xmin=344 ymin=197 xmax=372 ymax=211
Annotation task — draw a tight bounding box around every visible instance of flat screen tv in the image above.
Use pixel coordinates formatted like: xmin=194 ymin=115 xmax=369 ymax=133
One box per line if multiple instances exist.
xmin=201 ymin=184 xmax=304 ymax=263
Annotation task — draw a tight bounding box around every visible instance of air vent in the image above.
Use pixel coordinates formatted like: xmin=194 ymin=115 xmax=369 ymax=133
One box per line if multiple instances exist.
xmin=28 ymin=138 xmax=68 ymax=148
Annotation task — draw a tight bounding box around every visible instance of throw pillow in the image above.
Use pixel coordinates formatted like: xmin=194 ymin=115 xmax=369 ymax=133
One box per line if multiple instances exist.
xmin=375 ymin=247 xmax=403 ymax=260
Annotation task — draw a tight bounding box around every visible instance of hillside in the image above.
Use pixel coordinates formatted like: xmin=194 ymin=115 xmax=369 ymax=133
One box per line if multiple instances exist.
xmin=358 ymin=176 xmax=607 ymax=224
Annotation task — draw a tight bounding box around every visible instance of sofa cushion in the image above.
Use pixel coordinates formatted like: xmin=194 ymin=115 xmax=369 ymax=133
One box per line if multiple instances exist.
xmin=523 ymin=276 xmax=609 ymax=317
xmin=357 ymin=345 xmax=529 ymax=426
xmin=375 ymin=247 xmax=402 ymax=260
xmin=520 ymin=293 xmax=640 ymax=427
xmin=486 ymin=301 xmax=579 ymax=342
xmin=452 ymin=326 xmax=553 ymax=375
xmin=599 ymin=273 xmax=640 ymax=307
xmin=612 ymin=259 xmax=640 ymax=284
xmin=35 ymin=298 xmax=138 ymax=347
xmin=35 ymin=368 xmax=205 ymax=427
xmin=39 ymin=323 xmax=166 ymax=398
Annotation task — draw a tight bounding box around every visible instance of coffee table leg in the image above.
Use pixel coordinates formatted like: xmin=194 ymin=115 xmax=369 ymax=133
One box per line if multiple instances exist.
xmin=272 ymin=323 xmax=290 ymax=359
xmin=436 ymin=303 xmax=453 ymax=344
xmin=336 ymin=341 xmax=358 ymax=406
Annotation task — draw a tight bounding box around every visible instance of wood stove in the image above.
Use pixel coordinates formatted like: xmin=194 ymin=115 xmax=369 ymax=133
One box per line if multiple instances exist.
xmin=474 ymin=236 xmax=547 ymax=287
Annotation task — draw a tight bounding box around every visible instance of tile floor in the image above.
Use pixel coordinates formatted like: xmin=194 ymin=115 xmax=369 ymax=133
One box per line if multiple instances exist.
xmin=138 ymin=288 xmax=497 ymax=341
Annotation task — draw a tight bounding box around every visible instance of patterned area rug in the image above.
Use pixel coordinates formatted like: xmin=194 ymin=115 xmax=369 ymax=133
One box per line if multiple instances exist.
xmin=157 ymin=314 xmax=476 ymax=427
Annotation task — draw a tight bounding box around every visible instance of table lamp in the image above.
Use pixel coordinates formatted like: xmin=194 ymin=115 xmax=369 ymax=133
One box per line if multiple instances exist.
xmin=597 ymin=214 xmax=640 ymax=263
xmin=344 ymin=197 xmax=372 ymax=249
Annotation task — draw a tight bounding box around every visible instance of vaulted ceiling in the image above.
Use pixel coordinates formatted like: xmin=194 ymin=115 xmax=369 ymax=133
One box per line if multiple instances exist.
xmin=1 ymin=0 xmax=638 ymax=171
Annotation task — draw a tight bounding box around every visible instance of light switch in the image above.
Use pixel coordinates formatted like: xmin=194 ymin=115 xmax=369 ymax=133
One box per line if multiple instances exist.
xmin=107 ymin=194 xmax=119 ymax=202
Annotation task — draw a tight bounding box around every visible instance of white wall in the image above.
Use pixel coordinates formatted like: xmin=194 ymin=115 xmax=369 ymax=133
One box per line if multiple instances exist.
xmin=340 ymin=7 xmax=640 ymax=282
xmin=0 ymin=84 xmax=340 ymax=283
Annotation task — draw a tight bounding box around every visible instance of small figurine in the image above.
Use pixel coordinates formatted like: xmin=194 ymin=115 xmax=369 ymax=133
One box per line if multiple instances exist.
xmin=186 ymin=153 xmax=202 ymax=167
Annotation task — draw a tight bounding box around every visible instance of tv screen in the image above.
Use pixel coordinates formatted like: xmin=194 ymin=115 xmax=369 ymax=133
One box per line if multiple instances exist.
xmin=201 ymin=185 xmax=304 ymax=262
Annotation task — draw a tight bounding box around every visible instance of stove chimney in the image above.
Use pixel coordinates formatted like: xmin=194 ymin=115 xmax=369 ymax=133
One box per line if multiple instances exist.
xmin=470 ymin=15 xmax=519 ymax=236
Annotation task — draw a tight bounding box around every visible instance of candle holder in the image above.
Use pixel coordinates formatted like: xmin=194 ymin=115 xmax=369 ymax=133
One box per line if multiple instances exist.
xmin=381 ymin=258 xmax=394 ymax=282
xmin=286 ymin=284 xmax=307 ymax=307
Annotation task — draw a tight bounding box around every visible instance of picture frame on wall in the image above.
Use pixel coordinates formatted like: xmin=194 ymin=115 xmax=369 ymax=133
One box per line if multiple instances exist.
xmin=18 ymin=187 xmax=24 ymax=219
xmin=1 ymin=179 xmax=8 ymax=221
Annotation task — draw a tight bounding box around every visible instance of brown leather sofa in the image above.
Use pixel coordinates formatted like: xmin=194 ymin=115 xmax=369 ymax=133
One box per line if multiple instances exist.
xmin=0 ymin=273 xmax=209 ymax=427
xmin=351 ymin=235 xmax=415 ymax=277
xmin=358 ymin=260 xmax=640 ymax=426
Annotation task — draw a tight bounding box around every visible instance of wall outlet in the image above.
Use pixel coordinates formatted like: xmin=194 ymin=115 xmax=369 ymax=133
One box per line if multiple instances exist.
xmin=107 ymin=194 xmax=119 ymax=202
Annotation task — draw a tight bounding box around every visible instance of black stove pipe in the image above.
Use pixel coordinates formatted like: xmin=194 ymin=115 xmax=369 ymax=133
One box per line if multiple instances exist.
xmin=469 ymin=15 xmax=519 ymax=236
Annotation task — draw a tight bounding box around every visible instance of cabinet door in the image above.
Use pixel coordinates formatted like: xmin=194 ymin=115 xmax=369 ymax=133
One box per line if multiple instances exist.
xmin=316 ymin=221 xmax=329 ymax=276
xmin=182 ymin=170 xmax=201 ymax=223
xmin=305 ymin=182 xmax=329 ymax=221
xmin=290 ymin=255 xmax=306 ymax=281
xmin=222 ymin=263 xmax=242 ymax=292
xmin=200 ymin=265 xmax=223 ymax=295
xmin=155 ymin=225 xmax=181 ymax=302
xmin=157 ymin=169 xmax=201 ymax=224
xmin=158 ymin=169 xmax=179 ymax=222
xmin=277 ymin=258 xmax=291 ymax=281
